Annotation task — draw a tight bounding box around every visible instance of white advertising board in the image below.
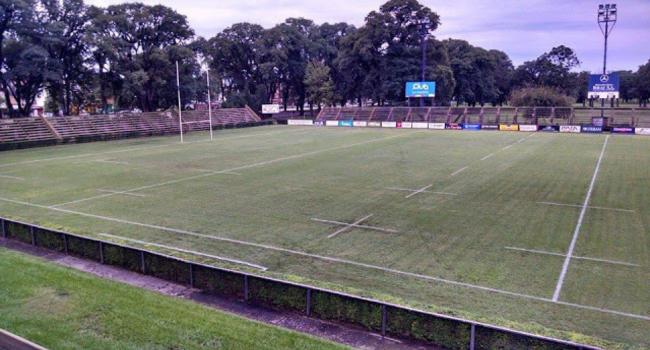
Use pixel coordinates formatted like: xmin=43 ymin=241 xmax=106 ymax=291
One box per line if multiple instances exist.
xmin=261 ymin=104 xmax=281 ymax=114
xmin=412 ymin=122 xmax=428 ymax=129
xmin=287 ymin=119 xmax=313 ymax=126
xmin=353 ymin=121 xmax=367 ymax=127
xmin=635 ymin=127 xmax=650 ymax=135
xmin=429 ymin=123 xmax=446 ymax=130
xmin=560 ymin=125 xmax=581 ymax=133
xmin=325 ymin=120 xmax=339 ymax=127
xmin=382 ymin=121 xmax=397 ymax=128
xmin=401 ymin=122 xmax=413 ymax=129
xmin=367 ymin=121 xmax=382 ymax=127
xmin=519 ymin=124 xmax=537 ymax=132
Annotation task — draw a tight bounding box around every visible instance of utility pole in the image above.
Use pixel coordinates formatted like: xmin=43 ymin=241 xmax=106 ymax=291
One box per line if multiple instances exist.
xmin=597 ymin=4 xmax=617 ymax=118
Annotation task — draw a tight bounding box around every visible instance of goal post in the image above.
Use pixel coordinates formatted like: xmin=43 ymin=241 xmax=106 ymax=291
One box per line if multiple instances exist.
xmin=176 ymin=61 xmax=215 ymax=143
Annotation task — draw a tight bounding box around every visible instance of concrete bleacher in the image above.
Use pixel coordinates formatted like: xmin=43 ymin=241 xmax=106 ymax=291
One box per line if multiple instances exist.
xmin=0 ymin=117 xmax=58 ymax=149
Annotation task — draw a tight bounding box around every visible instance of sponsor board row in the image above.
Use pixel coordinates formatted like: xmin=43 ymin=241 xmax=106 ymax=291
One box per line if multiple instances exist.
xmin=293 ymin=120 xmax=650 ymax=135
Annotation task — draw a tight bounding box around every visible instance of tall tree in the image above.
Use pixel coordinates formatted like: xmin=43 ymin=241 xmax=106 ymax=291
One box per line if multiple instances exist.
xmin=304 ymin=60 xmax=334 ymax=110
xmin=513 ymin=45 xmax=581 ymax=95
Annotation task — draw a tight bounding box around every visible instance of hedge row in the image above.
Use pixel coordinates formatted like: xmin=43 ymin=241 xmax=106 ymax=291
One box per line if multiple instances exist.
xmin=0 ymin=219 xmax=595 ymax=350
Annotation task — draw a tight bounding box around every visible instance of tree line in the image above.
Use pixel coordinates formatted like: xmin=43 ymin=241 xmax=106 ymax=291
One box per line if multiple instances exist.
xmin=1 ymin=0 xmax=649 ymax=118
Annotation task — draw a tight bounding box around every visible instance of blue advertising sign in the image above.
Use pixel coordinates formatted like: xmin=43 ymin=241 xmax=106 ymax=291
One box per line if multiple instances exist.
xmin=405 ymin=82 xmax=436 ymax=97
xmin=588 ymin=73 xmax=620 ymax=99
xmin=462 ymin=124 xmax=481 ymax=130
xmin=338 ymin=120 xmax=353 ymax=127
xmin=581 ymin=126 xmax=603 ymax=133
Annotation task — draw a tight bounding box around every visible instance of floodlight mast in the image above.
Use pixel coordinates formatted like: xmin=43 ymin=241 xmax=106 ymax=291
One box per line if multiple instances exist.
xmin=206 ymin=68 xmax=214 ymax=141
xmin=597 ymin=4 xmax=617 ymax=117
xmin=176 ymin=60 xmax=183 ymax=143
xmin=418 ymin=17 xmax=432 ymax=107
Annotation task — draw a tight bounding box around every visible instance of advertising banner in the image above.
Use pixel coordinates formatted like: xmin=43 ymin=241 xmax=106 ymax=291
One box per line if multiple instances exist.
xmin=382 ymin=121 xmax=397 ymax=128
xmin=588 ymin=73 xmax=620 ymax=99
xmin=261 ymin=104 xmax=281 ymax=114
xmin=592 ymin=117 xmax=606 ymax=127
xmin=447 ymin=123 xmax=462 ymax=130
xmin=353 ymin=121 xmax=367 ymax=127
xmin=560 ymin=125 xmax=581 ymax=133
xmin=367 ymin=121 xmax=382 ymax=127
xmin=405 ymin=82 xmax=436 ymax=97
xmin=611 ymin=127 xmax=634 ymax=134
xmin=635 ymin=127 xmax=650 ymax=135
xmin=396 ymin=121 xmax=403 ymax=128
xmin=581 ymin=126 xmax=603 ymax=133
xmin=481 ymin=124 xmax=498 ymax=130
xmin=401 ymin=122 xmax=412 ymax=128
xmin=499 ymin=124 xmax=519 ymax=131
xmin=287 ymin=119 xmax=314 ymax=126
xmin=325 ymin=120 xmax=339 ymax=127
xmin=519 ymin=125 xmax=538 ymax=132
xmin=338 ymin=120 xmax=353 ymax=127
xmin=462 ymin=124 xmax=481 ymax=130
xmin=540 ymin=125 xmax=559 ymax=132
xmin=412 ymin=122 xmax=428 ymax=129
xmin=429 ymin=123 xmax=446 ymax=130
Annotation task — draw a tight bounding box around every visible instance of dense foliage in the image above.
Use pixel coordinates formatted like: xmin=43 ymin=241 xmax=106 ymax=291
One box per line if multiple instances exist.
xmin=1 ymin=0 xmax=648 ymax=117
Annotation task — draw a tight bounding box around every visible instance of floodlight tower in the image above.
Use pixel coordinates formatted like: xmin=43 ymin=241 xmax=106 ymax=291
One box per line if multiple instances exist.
xmin=597 ymin=4 xmax=617 ymax=115
xmin=418 ymin=17 xmax=432 ymax=107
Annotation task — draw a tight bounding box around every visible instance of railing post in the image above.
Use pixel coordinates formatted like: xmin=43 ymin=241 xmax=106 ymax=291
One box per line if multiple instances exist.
xmin=99 ymin=242 xmax=104 ymax=264
xmin=381 ymin=304 xmax=387 ymax=337
xmin=63 ymin=233 xmax=68 ymax=254
xmin=243 ymin=275 xmax=249 ymax=302
xmin=470 ymin=323 xmax=476 ymax=350
xmin=30 ymin=226 xmax=35 ymax=246
xmin=1 ymin=219 xmax=6 ymax=239
xmin=189 ymin=263 xmax=195 ymax=288
xmin=140 ymin=251 xmax=146 ymax=274
xmin=306 ymin=288 xmax=312 ymax=316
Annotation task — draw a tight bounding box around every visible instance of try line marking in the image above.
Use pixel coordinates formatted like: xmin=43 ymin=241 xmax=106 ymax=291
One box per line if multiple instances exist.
xmin=504 ymin=246 xmax=640 ymax=267
xmin=92 ymin=159 xmax=129 ymax=165
xmin=552 ymin=135 xmax=609 ymax=302
xmin=0 ymin=174 xmax=24 ymax=180
xmin=47 ymin=132 xmax=415 ymax=208
xmin=385 ymin=186 xmax=458 ymax=198
xmin=537 ymin=201 xmax=635 ymax=213
xmin=0 ymin=195 xmax=647 ymax=321
xmin=311 ymin=214 xmax=399 ymax=238
xmin=96 ymin=189 xmax=146 ymax=198
xmin=99 ymin=233 xmax=267 ymax=271
xmin=450 ymin=166 xmax=468 ymax=177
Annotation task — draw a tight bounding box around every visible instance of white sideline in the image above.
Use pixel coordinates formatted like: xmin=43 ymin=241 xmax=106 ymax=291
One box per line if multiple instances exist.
xmin=311 ymin=217 xmax=398 ymax=234
xmin=385 ymin=187 xmax=458 ymax=197
xmin=0 ymin=128 xmax=308 ymax=169
xmin=99 ymin=233 xmax=268 ymax=271
xmin=0 ymin=174 xmax=24 ymax=180
xmin=480 ymin=153 xmax=494 ymax=161
xmin=450 ymin=166 xmax=468 ymax=177
xmin=93 ymin=159 xmax=129 ymax=165
xmin=504 ymin=246 xmax=640 ymax=267
xmin=552 ymin=135 xmax=610 ymax=302
xmin=96 ymin=189 xmax=146 ymax=198
xmin=1 ymin=195 xmax=648 ymax=321
xmin=327 ymin=214 xmax=373 ymax=238
xmin=502 ymin=144 xmax=513 ymax=150
xmin=47 ymin=132 xmax=414 ymax=208
xmin=537 ymin=201 xmax=635 ymax=213
xmin=405 ymin=184 xmax=433 ymax=199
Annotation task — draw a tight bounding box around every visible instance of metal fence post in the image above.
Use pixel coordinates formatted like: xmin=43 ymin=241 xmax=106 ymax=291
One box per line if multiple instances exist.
xmin=244 ymin=275 xmax=249 ymax=302
xmin=140 ymin=251 xmax=146 ymax=274
xmin=381 ymin=304 xmax=387 ymax=337
xmin=0 ymin=219 xmax=6 ymax=239
xmin=99 ymin=242 xmax=104 ymax=264
xmin=306 ymin=288 xmax=311 ymax=316
xmin=30 ymin=226 xmax=35 ymax=246
xmin=189 ymin=263 xmax=195 ymax=288
xmin=63 ymin=234 xmax=68 ymax=254
xmin=470 ymin=323 xmax=476 ymax=350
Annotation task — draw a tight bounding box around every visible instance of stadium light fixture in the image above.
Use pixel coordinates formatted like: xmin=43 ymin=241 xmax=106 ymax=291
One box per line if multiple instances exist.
xmin=417 ymin=17 xmax=432 ymax=107
xmin=596 ymin=3 xmax=617 ymax=116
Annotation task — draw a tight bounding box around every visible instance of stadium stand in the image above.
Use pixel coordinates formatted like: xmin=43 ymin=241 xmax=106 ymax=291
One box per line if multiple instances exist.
xmin=0 ymin=108 xmax=262 ymax=150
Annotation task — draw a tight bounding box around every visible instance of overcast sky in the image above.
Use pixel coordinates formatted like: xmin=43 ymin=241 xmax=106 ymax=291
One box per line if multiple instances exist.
xmin=85 ymin=0 xmax=650 ymax=73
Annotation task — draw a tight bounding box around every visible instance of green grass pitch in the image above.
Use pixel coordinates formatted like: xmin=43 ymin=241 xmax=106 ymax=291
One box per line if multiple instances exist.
xmin=0 ymin=125 xmax=648 ymax=349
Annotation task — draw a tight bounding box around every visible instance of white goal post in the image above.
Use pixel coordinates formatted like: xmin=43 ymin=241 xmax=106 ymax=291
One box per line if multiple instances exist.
xmin=176 ymin=61 xmax=214 ymax=143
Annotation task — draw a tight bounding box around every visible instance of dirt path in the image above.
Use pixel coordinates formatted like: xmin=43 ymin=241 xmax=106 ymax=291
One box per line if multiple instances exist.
xmin=0 ymin=239 xmax=439 ymax=350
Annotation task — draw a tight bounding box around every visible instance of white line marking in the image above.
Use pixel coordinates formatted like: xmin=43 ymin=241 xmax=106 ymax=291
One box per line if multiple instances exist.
xmin=504 ymin=247 xmax=640 ymax=267
xmin=552 ymin=135 xmax=610 ymax=302
xmin=311 ymin=217 xmax=398 ymax=234
xmin=47 ymin=133 xmax=414 ymax=208
xmin=450 ymin=166 xmax=468 ymax=177
xmin=0 ymin=128 xmax=307 ymax=169
xmin=99 ymin=233 xmax=267 ymax=271
xmin=385 ymin=187 xmax=458 ymax=196
xmin=502 ymin=144 xmax=513 ymax=150
xmin=537 ymin=201 xmax=635 ymax=213
xmin=96 ymin=189 xmax=147 ymax=198
xmin=190 ymin=168 xmax=242 ymax=176
xmin=368 ymin=333 xmax=403 ymax=343
xmin=517 ymin=138 xmax=526 ymax=143
xmin=93 ymin=159 xmax=129 ymax=165
xmin=480 ymin=153 xmax=494 ymax=161
xmin=0 ymin=174 xmax=24 ymax=180
xmin=1 ymin=195 xmax=648 ymax=321
xmin=405 ymin=184 xmax=433 ymax=199
xmin=327 ymin=214 xmax=374 ymax=238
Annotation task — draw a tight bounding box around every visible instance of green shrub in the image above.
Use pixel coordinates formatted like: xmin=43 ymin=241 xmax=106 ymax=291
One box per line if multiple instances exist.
xmin=193 ymin=265 xmax=244 ymax=298
xmin=103 ymin=244 xmax=142 ymax=272
xmin=34 ymin=228 xmax=65 ymax=252
xmin=476 ymin=325 xmax=574 ymax=350
xmin=144 ymin=253 xmax=191 ymax=285
xmin=6 ymin=222 xmax=32 ymax=244
xmin=249 ymin=277 xmax=306 ymax=312
xmin=67 ymin=236 xmax=100 ymax=260
xmin=386 ymin=306 xmax=470 ymax=349
xmin=311 ymin=291 xmax=382 ymax=331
